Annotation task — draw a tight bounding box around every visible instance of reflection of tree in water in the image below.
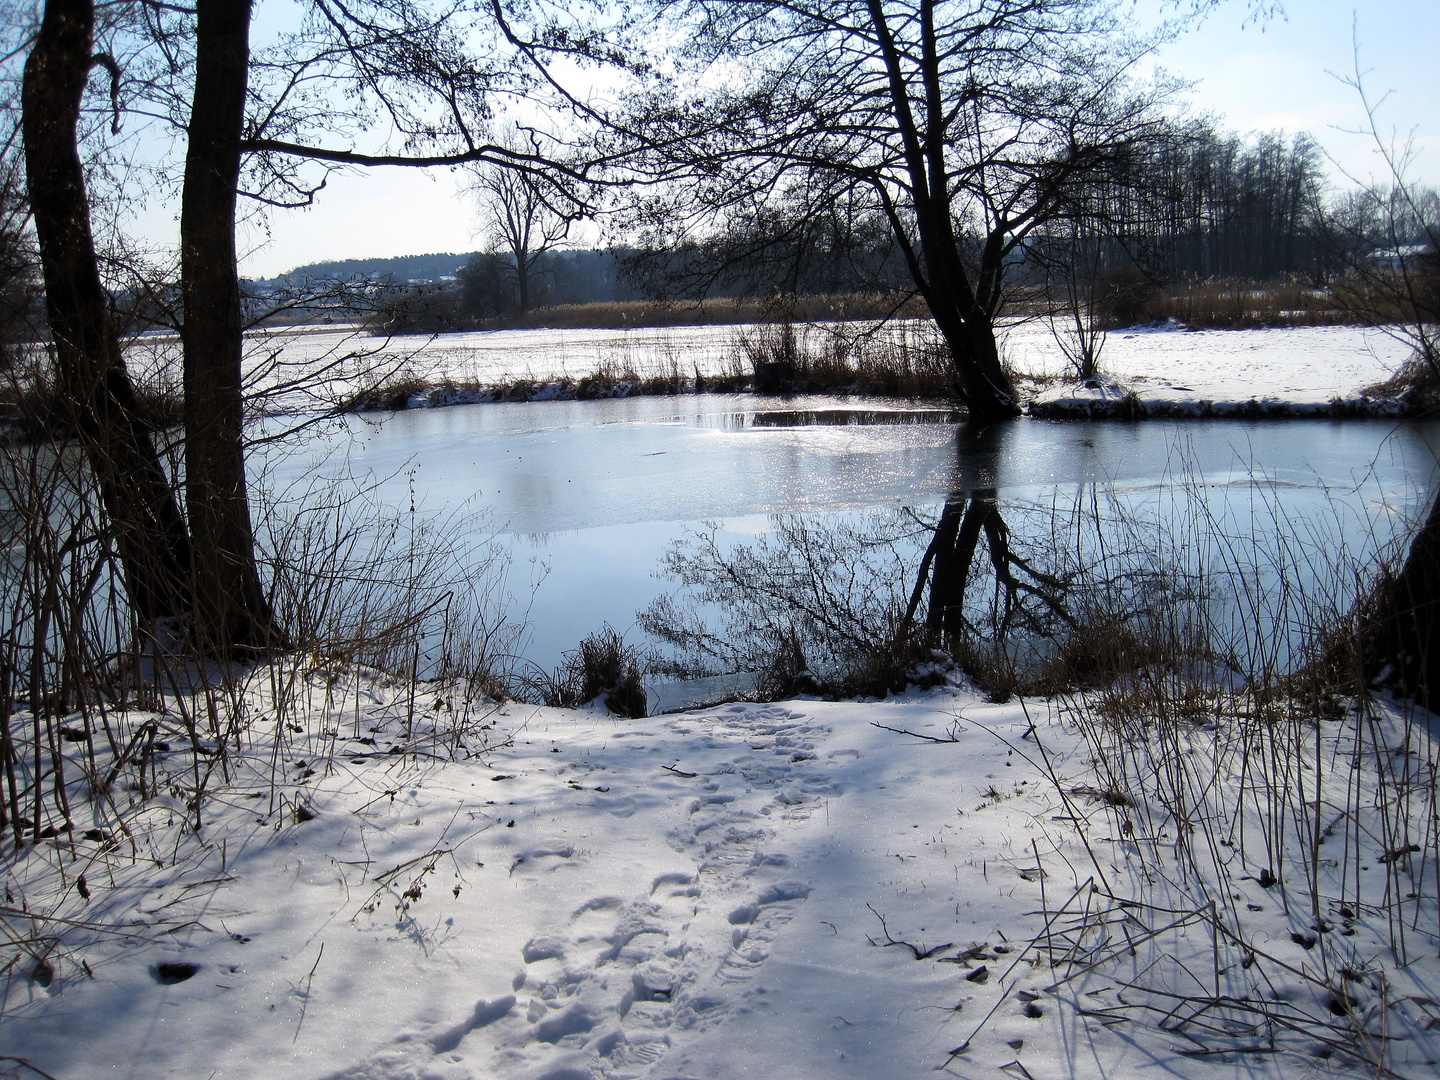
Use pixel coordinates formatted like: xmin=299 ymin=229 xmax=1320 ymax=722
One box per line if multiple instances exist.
xmin=910 ymin=490 xmax=1070 ymax=642
xmin=910 ymin=422 xmax=1075 ymax=662
xmin=639 ymin=494 xmax=1084 ymax=699
xmin=641 ymin=425 xmax=1088 ymax=698
xmin=642 ymin=417 xmax=1440 ymax=702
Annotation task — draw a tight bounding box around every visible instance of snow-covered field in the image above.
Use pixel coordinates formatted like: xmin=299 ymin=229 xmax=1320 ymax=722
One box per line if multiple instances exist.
xmin=126 ymin=319 xmax=1418 ymax=415
xmin=3 ymin=662 xmax=1438 ymax=1080
xmin=1020 ymin=322 xmax=1417 ymax=415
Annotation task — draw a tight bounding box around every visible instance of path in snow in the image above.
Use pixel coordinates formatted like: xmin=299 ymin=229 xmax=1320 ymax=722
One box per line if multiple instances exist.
xmin=316 ymin=702 xmax=841 ymax=1080
xmin=6 ymin=672 xmax=1437 ymax=1080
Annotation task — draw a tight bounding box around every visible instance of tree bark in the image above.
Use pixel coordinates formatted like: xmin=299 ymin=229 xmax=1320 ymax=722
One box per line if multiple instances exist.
xmin=929 ymin=300 xmax=1018 ymax=420
xmin=21 ymin=0 xmax=193 ymax=627
xmin=858 ymin=1 xmax=1019 ymax=417
xmin=909 ymin=185 xmax=1017 ymax=416
xmin=180 ymin=0 xmax=277 ymax=654
xmin=515 ymin=249 xmax=531 ymax=314
xmin=863 ymin=0 xmax=1020 ymax=420
xmin=1363 ymin=492 xmax=1440 ymax=710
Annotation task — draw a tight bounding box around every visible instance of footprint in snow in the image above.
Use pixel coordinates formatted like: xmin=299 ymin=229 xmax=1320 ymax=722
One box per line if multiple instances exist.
xmin=720 ymin=880 xmax=812 ymax=982
xmin=427 ymin=994 xmax=516 ymax=1053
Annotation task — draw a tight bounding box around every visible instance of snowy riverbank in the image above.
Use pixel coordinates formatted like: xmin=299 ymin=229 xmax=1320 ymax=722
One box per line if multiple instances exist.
xmin=3 ymin=661 xmax=1437 ymax=1080
xmin=126 ymin=319 xmax=1417 ymax=418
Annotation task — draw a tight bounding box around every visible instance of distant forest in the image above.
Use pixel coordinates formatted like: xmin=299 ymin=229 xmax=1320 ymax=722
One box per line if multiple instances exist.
xmin=249 ymin=248 xmax=644 ymax=327
xmin=259 ymin=252 xmax=478 ymax=285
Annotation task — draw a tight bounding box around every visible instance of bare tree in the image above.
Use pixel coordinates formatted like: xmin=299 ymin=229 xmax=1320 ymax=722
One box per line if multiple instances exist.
xmin=21 ymin=0 xmax=193 ymax=631
xmin=1036 ymin=216 xmax=1112 ymax=380
xmin=15 ymin=0 xmax=624 ymax=655
xmin=180 ymin=0 xmax=276 ymax=653
xmin=468 ymin=130 xmax=578 ymax=314
xmin=614 ymin=0 xmax=1179 ymax=419
xmin=170 ymin=0 xmax=599 ymax=653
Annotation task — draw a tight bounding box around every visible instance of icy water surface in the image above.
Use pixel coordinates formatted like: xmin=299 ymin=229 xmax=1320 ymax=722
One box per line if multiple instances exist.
xmin=255 ymin=394 xmax=1440 ymax=677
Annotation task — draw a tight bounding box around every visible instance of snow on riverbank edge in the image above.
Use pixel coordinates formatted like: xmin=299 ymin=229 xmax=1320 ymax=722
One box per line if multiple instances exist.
xmin=351 ymin=321 xmax=1424 ymax=419
xmin=1026 ymin=373 xmax=1415 ymax=419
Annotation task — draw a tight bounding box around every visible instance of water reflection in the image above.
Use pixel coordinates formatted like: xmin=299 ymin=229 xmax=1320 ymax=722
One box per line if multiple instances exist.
xmin=247 ymin=398 xmax=1440 ymax=696
xmin=642 ymin=416 xmax=1440 ymax=702
xmin=11 ymin=395 xmax=1440 ymax=715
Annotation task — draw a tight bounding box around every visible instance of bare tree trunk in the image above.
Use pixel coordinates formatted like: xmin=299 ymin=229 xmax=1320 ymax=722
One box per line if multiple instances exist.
xmin=21 ymin=0 xmax=193 ymax=627
xmin=929 ymin=304 xmax=1017 ymax=420
xmin=910 ymin=200 xmax=1018 ymax=419
xmin=180 ymin=0 xmax=277 ymax=654
xmin=514 ymin=249 xmax=531 ymax=315
xmin=1364 ymin=493 xmax=1440 ymax=710
xmin=864 ymin=0 xmax=1020 ymax=421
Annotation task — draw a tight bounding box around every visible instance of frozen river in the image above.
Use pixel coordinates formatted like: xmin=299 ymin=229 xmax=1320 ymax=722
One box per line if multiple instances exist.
xmin=256 ymin=393 xmax=1440 ymax=677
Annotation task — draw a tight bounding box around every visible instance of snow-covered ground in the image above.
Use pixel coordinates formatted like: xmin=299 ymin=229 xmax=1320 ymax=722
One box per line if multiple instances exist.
xmin=1020 ymin=323 xmax=1418 ymax=416
xmin=3 ymin=664 xmax=1437 ymax=1080
xmin=125 ymin=320 xmax=1418 ymax=416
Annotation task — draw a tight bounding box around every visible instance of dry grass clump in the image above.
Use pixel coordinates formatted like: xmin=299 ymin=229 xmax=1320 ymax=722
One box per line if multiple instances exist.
xmin=735 ymin=320 xmax=953 ymax=398
xmin=1141 ymin=275 xmax=1349 ymax=328
xmin=1084 ymin=271 xmax=1439 ymax=330
xmin=532 ymin=625 xmax=647 ymax=717
xmin=1360 ymin=348 xmax=1440 ymax=410
xmin=1 ymin=350 xmax=183 ymax=440
xmin=1030 ymin=272 xmax=1377 ymax=330
xmin=898 ymin=483 xmax=1440 ymax=1072
xmin=343 ymin=374 xmax=441 ymax=412
xmin=338 ymin=319 xmax=953 ymax=414
xmin=1015 ymin=482 xmax=1440 ymax=1070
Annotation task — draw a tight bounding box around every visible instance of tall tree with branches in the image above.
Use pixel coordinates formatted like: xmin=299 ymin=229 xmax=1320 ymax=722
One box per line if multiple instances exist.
xmin=171 ymin=0 xmax=617 ymax=651
xmin=614 ymin=0 xmax=1179 ymax=418
xmin=180 ymin=0 xmax=275 ymax=653
xmin=21 ymin=0 xmax=194 ymax=631
xmin=18 ymin=0 xmax=621 ymax=653
xmin=468 ymin=130 xmax=579 ymax=314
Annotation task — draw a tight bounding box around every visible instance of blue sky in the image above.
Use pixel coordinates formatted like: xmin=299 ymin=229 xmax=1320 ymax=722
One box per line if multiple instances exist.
xmin=215 ymin=0 xmax=1440 ymax=278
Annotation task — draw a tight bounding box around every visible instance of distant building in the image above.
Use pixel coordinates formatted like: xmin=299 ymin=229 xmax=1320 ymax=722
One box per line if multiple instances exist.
xmin=1369 ymin=243 xmax=1436 ymax=272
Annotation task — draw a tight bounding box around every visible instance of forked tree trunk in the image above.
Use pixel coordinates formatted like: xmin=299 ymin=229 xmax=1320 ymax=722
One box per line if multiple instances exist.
xmin=898 ymin=145 xmax=1019 ymax=420
xmin=21 ymin=0 xmax=193 ymax=626
xmin=863 ymin=0 xmax=1021 ymax=421
xmin=925 ymin=494 xmax=991 ymax=638
xmin=180 ymin=0 xmax=278 ymax=654
xmin=1364 ymin=492 xmax=1440 ymax=710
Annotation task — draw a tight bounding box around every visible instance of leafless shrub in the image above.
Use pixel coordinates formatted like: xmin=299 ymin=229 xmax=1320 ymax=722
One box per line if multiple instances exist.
xmin=640 ymin=513 xmax=954 ymax=701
